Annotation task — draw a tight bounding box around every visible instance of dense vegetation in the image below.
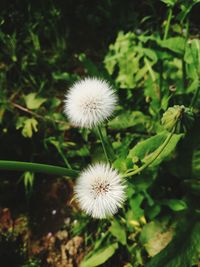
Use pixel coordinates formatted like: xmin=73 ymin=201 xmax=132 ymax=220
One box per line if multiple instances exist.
xmin=0 ymin=0 xmax=200 ymax=266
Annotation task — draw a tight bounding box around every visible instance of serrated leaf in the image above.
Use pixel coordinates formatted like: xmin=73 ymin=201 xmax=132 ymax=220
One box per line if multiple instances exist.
xmin=24 ymin=93 xmax=46 ymax=110
xmin=22 ymin=118 xmax=38 ymax=138
xmin=80 ymin=243 xmax=118 ymax=267
xmin=16 ymin=117 xmax=38 ymax=138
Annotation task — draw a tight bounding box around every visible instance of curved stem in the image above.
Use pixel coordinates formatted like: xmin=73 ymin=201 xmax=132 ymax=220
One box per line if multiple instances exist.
xmin=97 ymin=126 xmax=111 ymax=164
xmin=123 ymin=130 xmax=175 ymax=178
xmin=0 ymin=160 xmax=79 ymax=177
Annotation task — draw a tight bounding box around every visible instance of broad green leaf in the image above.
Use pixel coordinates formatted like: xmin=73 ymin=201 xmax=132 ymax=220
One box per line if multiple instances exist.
xmin=161 ymin=199 xmax=188 ymax=211
xmin=129 ymin=133 xmax=166 ymax=159
xmin=185 ymin=39 xmax=200 ymax=93
xmin=129 ymin=132 xmax=183 ymax=167
xmin=24 ymin=93 xmax=46 ymax=110
xmin=143 ymin=48 xmax=158 ymax=63
xmin=110 ymin=220 xmax=126 ymax=245
xmin=158 ymin=37 xmax=185 ymax=55
xmin=161 ymin=199 xmax=187 ymax=211
xmin=145 ymin=134 xmax=183 ymax=167
xmin=146 ymin=218 xmax=200 ymax=267
xmin=140 ymin=220 xmax=174 ymax=257
xmin=80 ymin=243 xmax=118 ymax=267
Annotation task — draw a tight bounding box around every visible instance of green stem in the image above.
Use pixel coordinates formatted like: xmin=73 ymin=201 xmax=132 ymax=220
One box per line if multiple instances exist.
xmin=97 ymin=126 xmax=111 ymax=164
xmin=123 ymin=130 xmax=175 ymax=178
xmin=0 ymin=160 xmax=78 ymax=177
xmin=57 ymin=147 xmax=72 ymax=169
xmin=164 ymin=8 xmax=172 ymax=40
xmin=182 ymin=20 xmax=189 ymax=91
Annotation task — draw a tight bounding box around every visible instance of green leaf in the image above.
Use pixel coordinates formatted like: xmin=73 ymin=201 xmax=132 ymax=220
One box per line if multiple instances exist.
xmin=161 ymin=199 xmax=188 ymax=211
xmin=146 ymin=204 xmax=161 ymax=220
xmin=110 ymin=220 xmax=126 ymax=245
xmin=158 ymin=37 xmax=186 ymax=55
xmin=24 ymin=93 xmax=46 ymax=110
xmin=145 ymin=134 xmax=183 ymax=167
xmin=129 ymin=133 xmax=166 ymax=160
xmin=161 ymin=0 xmax=177 ymax=7
xmin=78 ymin=53 xmax=100 ymax=76
xmin=23 ymin=171 xmax=34 ymax=194
xmin=126 ymin=193 xmax=145 ymax=228
xmin=108 ymin=111 xmax=150 ymax=130
xmin=80 ymin=243 xmax=118 ymax=267
xmin=16 ymin=117 xmax=38 ymax=138
xmin=52 ymin=71 xmax=70 ymax=81
xmin=129 ymin=132 xmax=183 ymax=167
xmin=140 ymin=220 xmax=174 ymax=257
xmin=146 ymin=218 xmax=200 ymax=267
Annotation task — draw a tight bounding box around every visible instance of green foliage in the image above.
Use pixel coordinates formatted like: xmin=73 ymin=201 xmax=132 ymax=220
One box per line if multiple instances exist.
xmin=23 ymin=171 xmax=35 ymax=195
xmin=146 ymin=217 xmax=200 ymax=267
xmin=140 ymin=220 xmax=174 ymax=257
xmin=80 ymin=243 xmax=118 ymax=267
xmin=23 ymin=93 xmax=47 ymax=110
xmin=109 ymin=219 xmax=127 ymax=245
xmin=16 ymin=117 xmax=38 ymax=138
xmin=0 ymin=0 xmax=199 ymax=266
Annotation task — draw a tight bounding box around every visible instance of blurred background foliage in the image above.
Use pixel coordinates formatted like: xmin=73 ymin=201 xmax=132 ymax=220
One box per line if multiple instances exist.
xmin=0 ymin=0 xmax=200 ymax=266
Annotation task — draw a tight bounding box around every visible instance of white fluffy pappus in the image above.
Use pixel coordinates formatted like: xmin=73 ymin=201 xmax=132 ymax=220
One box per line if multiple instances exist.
xmin=64 ymin=77 xmax=117 ymax=128
xmin=74 ymin=163 xmax=126 ymax=219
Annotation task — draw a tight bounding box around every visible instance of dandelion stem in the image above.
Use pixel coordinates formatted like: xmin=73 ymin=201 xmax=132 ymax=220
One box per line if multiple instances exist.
xmin=97 ymin=126 xmax=111 ymax=164
xmin=0 ymin=160 xmax=79 ymax=177
xmin=123 ymin=128 xmax=175 ymax=178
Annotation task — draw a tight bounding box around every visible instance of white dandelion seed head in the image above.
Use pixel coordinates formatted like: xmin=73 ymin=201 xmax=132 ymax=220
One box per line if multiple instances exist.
xmin=74 ymin=163 xmax=126 ymax=219
xmin=64 ymin=77 xmax=117 ymax=128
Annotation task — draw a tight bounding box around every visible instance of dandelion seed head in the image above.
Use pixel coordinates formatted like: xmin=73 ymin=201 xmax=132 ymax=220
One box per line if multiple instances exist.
xmin=64 ymin=77 xmax=117 ymax=128
xmin=74 ymin=163 xmax=126 ymax=219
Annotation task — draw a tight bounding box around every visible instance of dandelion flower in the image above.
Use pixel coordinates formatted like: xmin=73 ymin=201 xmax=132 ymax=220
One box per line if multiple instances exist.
xmin=74 ymin=163 xmax=126 ymax=219
xmin=64 ymin=77 xmax=117 ymax=128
